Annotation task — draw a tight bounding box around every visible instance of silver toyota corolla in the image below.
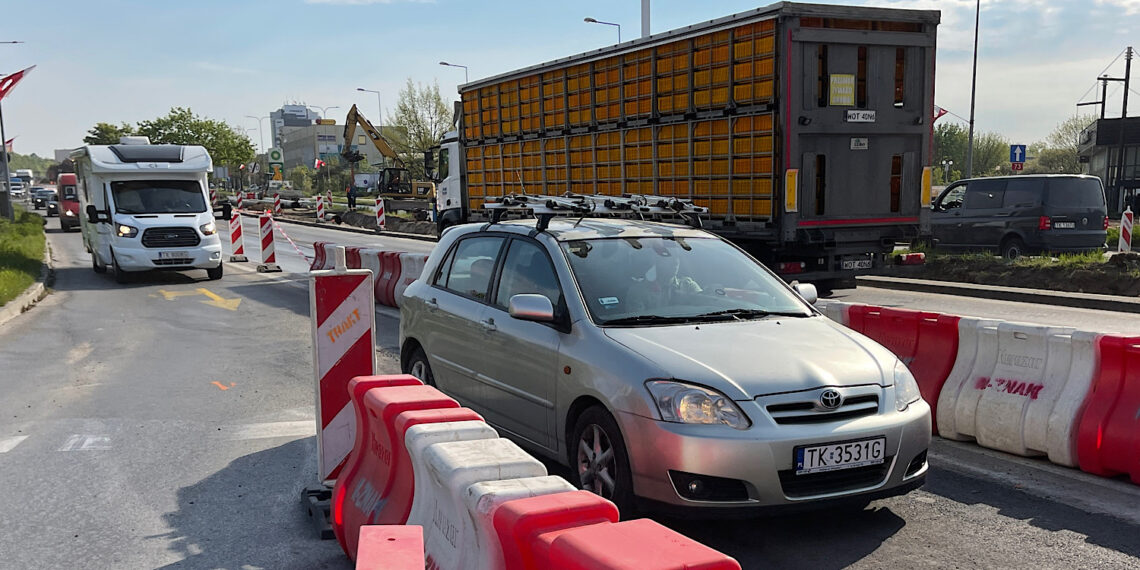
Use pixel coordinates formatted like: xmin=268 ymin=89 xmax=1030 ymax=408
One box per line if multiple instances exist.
xmin=399 ymin=218 xmax=930 ymax=513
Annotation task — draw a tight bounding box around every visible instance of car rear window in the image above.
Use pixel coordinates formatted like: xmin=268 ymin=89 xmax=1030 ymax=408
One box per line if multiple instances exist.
xmin=1046 ymin=178 xmax=1105 ymax=208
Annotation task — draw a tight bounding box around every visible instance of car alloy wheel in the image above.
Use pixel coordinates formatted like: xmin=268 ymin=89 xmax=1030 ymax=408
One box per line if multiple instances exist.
xmin=571 ymin=406 xmax=634 ymax=515
xmin=404 ymin=346 xmax=436 ymax=387
xmin=577 ymin=424 xmax=618 ymax=498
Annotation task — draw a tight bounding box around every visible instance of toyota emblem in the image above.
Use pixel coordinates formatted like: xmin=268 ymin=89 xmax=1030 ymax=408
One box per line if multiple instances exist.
xmin=819 ymin=389 xmax=842 ymax=410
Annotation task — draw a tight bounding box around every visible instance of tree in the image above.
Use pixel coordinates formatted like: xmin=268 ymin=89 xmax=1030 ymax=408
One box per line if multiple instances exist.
xmin=288 ymin=165 xmax=314 ymax=194
xmin=135 ymin=107 xmax=256 ymax=169
xmin=1024 ymin=114 xmax=1094 ymax=175
xmin=972 ymin=132 xmax=1012 ymax=176
xmin=83 ymin=122 xmax=134 ymax=145
xmin=388 ymin=78 xmax=453 ymax=181
xmin=933 ymin=123 xmax=968 ymax=184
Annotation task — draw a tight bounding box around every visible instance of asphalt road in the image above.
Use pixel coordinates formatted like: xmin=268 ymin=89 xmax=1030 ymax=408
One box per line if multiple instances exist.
xmin=1 ymin=215 xmax=1137 ymax=568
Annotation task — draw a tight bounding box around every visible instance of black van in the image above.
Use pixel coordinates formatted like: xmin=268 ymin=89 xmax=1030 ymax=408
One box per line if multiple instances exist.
xmin=930 ymin=174 xmax=1108 ymax=259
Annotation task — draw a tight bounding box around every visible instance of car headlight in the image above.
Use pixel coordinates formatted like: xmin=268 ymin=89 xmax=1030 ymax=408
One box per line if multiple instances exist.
xmin=645 ymin=380 xmax=751 ymax=429
xmin=64 ymin=210 xmax=75 ymax=216
xmin=894 ymin=360 xmax=922 ymax=412
xmin=200 ymin=222 xmax=217 ymax=235
xmin=116 ymin=224 xmax=138 ymax=238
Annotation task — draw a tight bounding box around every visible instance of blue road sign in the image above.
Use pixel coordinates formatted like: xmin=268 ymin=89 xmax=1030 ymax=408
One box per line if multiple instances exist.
xmin=1010 ymin=144 xmax=1027 ymax=163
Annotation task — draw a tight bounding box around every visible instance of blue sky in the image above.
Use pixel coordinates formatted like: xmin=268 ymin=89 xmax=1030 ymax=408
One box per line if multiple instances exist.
xmin=2 ymin=0 xmax=1139 ymax=158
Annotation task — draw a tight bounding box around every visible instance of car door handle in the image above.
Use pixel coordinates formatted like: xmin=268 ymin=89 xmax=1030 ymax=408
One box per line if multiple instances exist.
xmin=480 ymin=318 xmax=497 ymax=332
xmin=425 ymin=298 xmax=439 ymax=311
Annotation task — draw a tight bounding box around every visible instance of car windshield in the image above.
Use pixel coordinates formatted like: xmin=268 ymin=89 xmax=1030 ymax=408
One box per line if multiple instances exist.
xmin=111 ymin=180 xmax=207 ymax=214
xmin=561 ymin=236 xmax=813 ymax=325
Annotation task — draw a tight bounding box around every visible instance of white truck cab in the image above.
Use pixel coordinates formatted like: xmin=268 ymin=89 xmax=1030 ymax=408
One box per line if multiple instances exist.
xmin=72 ymin=137 xmax=224 ymax=283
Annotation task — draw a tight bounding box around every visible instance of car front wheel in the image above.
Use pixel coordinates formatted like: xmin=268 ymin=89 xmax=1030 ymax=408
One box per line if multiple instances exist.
xmin=403 ymin=346 xmax=436 ymax=387
xmin=570 ymin=406 xmax=635 ymax=516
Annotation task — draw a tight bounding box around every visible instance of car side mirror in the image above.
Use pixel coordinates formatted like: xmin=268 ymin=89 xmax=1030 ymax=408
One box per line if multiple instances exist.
xmin=792 ymin=282 xmax=818 ymax=304
xmin=509 ymin=294 xmax=555 ymax=322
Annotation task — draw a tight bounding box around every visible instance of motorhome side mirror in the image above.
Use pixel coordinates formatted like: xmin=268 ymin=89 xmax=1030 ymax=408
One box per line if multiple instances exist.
xmin=86 ymin=204 xmax=100 ymax=224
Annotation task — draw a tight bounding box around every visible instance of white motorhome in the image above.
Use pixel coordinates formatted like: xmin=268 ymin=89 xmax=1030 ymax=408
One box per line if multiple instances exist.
xmin=72 ymin=137 xmax=224 ymax=283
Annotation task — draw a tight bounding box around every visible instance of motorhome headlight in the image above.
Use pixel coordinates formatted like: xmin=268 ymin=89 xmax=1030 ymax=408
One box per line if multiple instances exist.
xmin=200 ymin=222 xmax=217 ymax=235
xmin=894 ymin=360 xmax=922 ymax=412
xmin=116 ymin=224 xmax=138 ymax=238
xmin=645 ymin=380 xmax=751 ymax=429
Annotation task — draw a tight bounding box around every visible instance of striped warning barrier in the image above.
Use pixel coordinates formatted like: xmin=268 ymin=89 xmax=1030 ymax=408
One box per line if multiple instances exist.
xmin=309 ymin=246 xmax=376 ymax=481
xmin=210 ymin=188 xmax=217 ymax=207
xmin=256 ymin=214 xmax=281 ymax=272
xmin=236 ymin=191 xmax=244 ymax=211
xmin=1121 ymin=206 xmax=1133 ymax=253
xmin=228 ymin=211 xmax=247 ymax=262
xmin=376 ymin=197 xmax=386 ymax=231
xmin=274 ymin=192 xmax=282 ymax=216
xmin=317 ymin=195 xmax=326 ymax=222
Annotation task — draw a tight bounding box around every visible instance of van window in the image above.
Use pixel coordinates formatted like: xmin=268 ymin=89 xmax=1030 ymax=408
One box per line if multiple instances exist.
xmin=1001 ymin=179 xmax=1041 ymax=208
xmin=939 ymin=184 xmax=966 ymax=210
xmin=1046 ymin=178 xmax=1106 ymax=208
xmin=963 ymin=179 xmax=1006 ymax=209
xmin=61 ymin=185 xmax=79 ymax=201
xmin=111 ymin=180 xmax=207 ymax=214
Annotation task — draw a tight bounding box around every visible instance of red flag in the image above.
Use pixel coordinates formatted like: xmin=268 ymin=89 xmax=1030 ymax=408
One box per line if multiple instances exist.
xmin=315 ymin=158 xmax=326 ymax=169
xmin=0 ymin=66 xmax=35 ymax=101
xmin=3 ymin=137 xmax=12 ymax=153
xmin=933 ymin=105 xmax=949 ymax=122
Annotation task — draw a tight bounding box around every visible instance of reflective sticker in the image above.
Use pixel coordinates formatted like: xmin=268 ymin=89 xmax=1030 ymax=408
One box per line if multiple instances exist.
xmin=598 ymin=297 xmax=620 ymax=306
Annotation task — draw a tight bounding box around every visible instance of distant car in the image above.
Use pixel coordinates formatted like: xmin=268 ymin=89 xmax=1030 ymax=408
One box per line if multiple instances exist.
xmin=46 ymin=196 xmax=60 ymax=217
xmin=9 ymin=185 xmax=25 ymax=199
xmin=31 ymin=188 xmax=54 ymax=210
xmin=930 ymin=174 xmax=1108 ymax=260
xmin=400 ymin=217 xmax=930 ymax=515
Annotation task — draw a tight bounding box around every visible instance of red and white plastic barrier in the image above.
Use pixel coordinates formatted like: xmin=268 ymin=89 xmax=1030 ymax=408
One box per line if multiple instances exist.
xmin=356 ymin=525 xmax=424 ymax=570
xmin=256 ymin=214 xmax=281 ymax=272
xmin=1121 ymin=206 xmax=1133 ymax=253
xmin=1077 ymin=335 xmax=1140 ymax=483
xmin=317 ymin=195 xmax=326 ymax=222
xmin=310 ymin=242 xmax=428 ymax=308
xmin=228 ymin=211 xmax=247 ymax=262
xmin=310 ymin=246 xmax=376 ymax=481
xmin=332 ymin=380 xmax=742 ymax=569
xmin=376 ymin=197 xmax=386 ymax=231
xmin=274 ymin=192 xmax=282 ymax=216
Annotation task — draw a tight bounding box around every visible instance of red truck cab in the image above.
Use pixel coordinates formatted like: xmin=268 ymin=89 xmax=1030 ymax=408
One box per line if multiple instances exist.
xmin=57 ymin=173 xmax=80 ymax=231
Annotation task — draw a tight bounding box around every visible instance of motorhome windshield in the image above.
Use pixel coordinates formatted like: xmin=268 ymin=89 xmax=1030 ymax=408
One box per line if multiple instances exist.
xmin=111 ymin=180 xmax=206 ymax=214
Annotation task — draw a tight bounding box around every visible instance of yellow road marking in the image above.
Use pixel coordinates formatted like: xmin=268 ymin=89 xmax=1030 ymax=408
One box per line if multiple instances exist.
xmin=197 ymin=288 xmax=242 ymax=311
xmin=157 ymin=289 xmax=201 ymax=301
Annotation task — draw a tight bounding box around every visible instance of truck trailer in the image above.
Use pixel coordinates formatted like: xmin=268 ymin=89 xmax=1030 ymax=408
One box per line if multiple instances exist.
xmin=434 ymin=2 xmax=939 ymax=290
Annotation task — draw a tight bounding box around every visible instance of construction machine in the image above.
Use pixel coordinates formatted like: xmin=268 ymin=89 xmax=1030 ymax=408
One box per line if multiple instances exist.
xmin=341 ymin=105 xmax=434 ymax=199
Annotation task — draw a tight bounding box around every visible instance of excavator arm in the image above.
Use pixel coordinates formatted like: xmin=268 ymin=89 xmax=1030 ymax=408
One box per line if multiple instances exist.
xmin=341 ymin=104 xmax=403 ymax=168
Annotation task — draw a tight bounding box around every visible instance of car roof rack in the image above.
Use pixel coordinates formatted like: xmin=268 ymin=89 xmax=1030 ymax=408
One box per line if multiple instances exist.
xmin=484 ymin=193 xmax=707 ymax=232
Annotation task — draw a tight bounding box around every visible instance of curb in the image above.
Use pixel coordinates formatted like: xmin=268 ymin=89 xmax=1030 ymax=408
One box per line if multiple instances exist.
xmin=856 ymin=275 xmax=1140 ymax=314
xmin=0 ymin=238 xmax=54 ymax=328
xmin=236 ymin=209 xmax=438 ymax=243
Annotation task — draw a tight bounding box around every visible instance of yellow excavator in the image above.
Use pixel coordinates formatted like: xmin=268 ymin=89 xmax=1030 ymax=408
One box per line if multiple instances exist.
xmin=341 ymin=104 xmax=434 ymax=199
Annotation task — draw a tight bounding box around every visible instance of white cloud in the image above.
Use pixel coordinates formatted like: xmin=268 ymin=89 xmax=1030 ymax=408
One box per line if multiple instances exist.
xmin=1095 ymin=0 xmax=1140 ymax=15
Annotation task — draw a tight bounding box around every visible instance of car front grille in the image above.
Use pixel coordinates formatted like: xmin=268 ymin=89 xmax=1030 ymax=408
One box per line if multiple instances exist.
xmin=778 ymin=459 xmax=892 ymax=498
xmin=152 ymin=258 xmax=193 ymax=266
xmin=141 ymin=227 xmax=200 ymax=249
xmin=766 ymin=394 xmax=880 ymax=425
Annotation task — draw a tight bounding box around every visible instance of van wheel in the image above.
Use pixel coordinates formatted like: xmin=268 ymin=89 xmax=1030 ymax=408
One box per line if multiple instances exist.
xmin=1001 ymin=237 xmax=1026 ymax=261
xmin=92 ymin=251 xmax=107 ymax=274
xmin=207 ymin=263 xmax=223 ymax=281
xmin=569 ymin=406 xmax=635 ymax=517
xmin=111 ymin=250 xmax=130 ymax=284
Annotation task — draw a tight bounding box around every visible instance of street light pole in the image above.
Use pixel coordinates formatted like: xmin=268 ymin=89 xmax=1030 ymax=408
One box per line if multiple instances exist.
xmin=356 ymin=88 xmax=383 ymax=131
xmin=965 ymin=0 xmax=980 ymax=178
xmin=439 ymin=62 xmax=469 ymax=84
xmin=584 ymin=18 xmax=621 ymax=43
xmin=309 ymin=105 xmax=340 ymax=120
xmin=245 ymin=115 xmax=268 ymax=154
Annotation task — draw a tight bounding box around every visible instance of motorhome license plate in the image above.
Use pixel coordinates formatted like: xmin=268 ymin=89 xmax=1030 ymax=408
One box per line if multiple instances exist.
xmin=795 ymin=437 xmax=886 ymax=475
xmin=159 ymin=251 xmax=191 ymax=259
xmin=1054 ymin=221 xmax=1076 ymax=229
xmin=842 ymin=259 xmax=873 ymax=270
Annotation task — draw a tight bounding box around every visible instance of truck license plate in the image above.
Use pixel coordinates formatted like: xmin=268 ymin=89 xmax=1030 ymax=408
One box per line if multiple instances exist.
xmin=842 ymin=259 xmax=873 ymax=270
xmin=159 ymin=251 xmax=192 ymax=260
xmin=795 ymin=437 xmax=886 ymax=475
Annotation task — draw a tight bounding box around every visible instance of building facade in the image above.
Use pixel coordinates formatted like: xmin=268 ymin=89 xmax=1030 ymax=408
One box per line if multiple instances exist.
xmin=1078 ymin=117 xmax=1140 ymax=212
xmin=270 ymin=105 xmax=320 ymax=147
xmin=278 ymin=123 xmax=393 ymax=171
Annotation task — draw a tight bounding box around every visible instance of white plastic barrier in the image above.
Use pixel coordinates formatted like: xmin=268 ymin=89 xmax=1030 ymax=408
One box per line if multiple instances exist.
xmin=358 ymin=248 xmax=383 ymax=283
xmin=462 ymin=476 xmax=578 ymax=569
xmin=939 ymin=321 xmax=1099 ymax=461
xmin=393 ymin=253 xmax=429 ymax=308
xmin=937 ymin=317 xmax=1002 ymax=440
xmin=405 ymin=434 xmax=548 ymax=570
xmin=817 ymin=300 xmax=852 ymax=326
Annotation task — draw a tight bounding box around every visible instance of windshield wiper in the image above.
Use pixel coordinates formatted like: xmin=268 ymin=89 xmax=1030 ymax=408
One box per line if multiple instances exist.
xmin=694 ymin=308 xmax=810 ymax=319
xmin=602 ymin=314 xmax=695 ymax=326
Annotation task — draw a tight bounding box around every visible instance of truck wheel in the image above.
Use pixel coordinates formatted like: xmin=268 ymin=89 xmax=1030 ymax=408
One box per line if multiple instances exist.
xmin=1001 ymin=237 xmax=1026 ymax=261
xmin=207 ymin=263 xmax=223 ymax=281
xmin=92 ymin=251 xmax=107 ymax=274
xmin=569 ymin=406 xmax=635 ymax=516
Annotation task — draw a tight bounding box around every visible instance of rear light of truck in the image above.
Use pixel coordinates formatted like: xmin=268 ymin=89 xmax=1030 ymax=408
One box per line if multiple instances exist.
xmin=1038 ymin=216 xmax=1051 ymax=230
xmin=777 ymin=262 xmax=806 ymax=274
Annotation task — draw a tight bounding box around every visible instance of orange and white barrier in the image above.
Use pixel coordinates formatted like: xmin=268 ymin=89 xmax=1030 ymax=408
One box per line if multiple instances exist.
xmin=309 ymin=246 xmax=376 ymax=481
xmin=1121 ymin=206 xmax=1133 ymax=253
xmin=256 ymin=214 xmax=281 ymax=273
xmin=228 ymin=211 xmax=247 ymax=262
xmin=274 ymin=192 xmax=282 ymax=216
xmin=317 ymin=195 xmax=326 ymax=222
xmin=376 ymin=197 xmax=386 ymax=231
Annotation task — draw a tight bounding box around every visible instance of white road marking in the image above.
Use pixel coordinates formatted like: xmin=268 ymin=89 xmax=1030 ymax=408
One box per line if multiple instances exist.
xmin=58 ymin=435 xmax=112 ymax=451
xmin=224 ymin=421 xmax=315 ymax=441
xmin=0 ymin=436 xmax=29 ymax=453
